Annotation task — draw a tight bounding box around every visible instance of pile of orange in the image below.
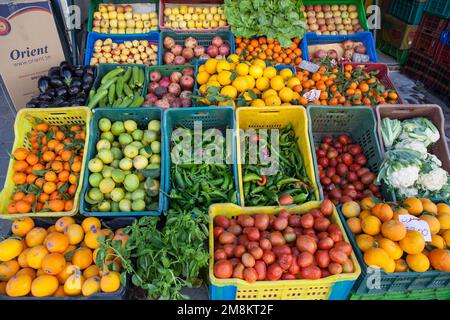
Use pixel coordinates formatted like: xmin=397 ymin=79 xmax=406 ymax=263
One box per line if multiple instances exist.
xmin=342 ymin=197 xmax=450 ymax=273
xmin=7 ymin=121 xmax=86 ymax=214
xmin=235 ymin=37 xmax=303 ymax=67
xmin=293 ymin=64 xmax=399 ymax=106
xmin=0 ymin=216 xmax=126 ymax=297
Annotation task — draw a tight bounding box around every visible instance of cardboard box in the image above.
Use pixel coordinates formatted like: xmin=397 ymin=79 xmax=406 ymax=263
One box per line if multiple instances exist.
xmin=0 ymin=0 xmax=66 ymax=111
xmin=382 ymin=14 xmax=418 ymax=50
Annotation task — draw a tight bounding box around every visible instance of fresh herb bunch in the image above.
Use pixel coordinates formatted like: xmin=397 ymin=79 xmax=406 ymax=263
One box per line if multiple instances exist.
xmin=96 ymin=211 xmax=209 ymax=300
xmin=223 ymin=0 xmax=306 ymax=48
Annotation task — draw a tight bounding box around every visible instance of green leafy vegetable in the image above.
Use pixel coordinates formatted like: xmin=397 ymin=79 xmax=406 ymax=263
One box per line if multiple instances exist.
xmin=381 ymin=118 xmax=402 ymax=148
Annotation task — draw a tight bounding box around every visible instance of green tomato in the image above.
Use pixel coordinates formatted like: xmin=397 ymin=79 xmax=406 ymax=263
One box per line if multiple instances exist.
xmin=111 ymin=168 xmax=126 ymax=184
xmin=124 ymin=174 xmax=140 ymax=192
xmin=143 ymin=129 xmax=157 ymax=143
xmin=101 ymin=131 xmax=115 ymax=143
xmin=89 ymin=172 xmax=103 ymax=187
xmin=131 ymin=189 xmax=145 ymax=201
xmin=148 ymin=120 xmax=160 ymax=132
xmin=111 ymin=159 xmax=120 ymax=168
xmin=150 ymin=154 xmax=161 ymax=164
xmin=98 ymin=149 xmax=114 ymax=164
xmin=123 ymin=145 xmax=139 ymax=158
xmin=125 ymin=192 xmax=132 ymax=200
xmin=111 ymin=121 xmax=125 ymax=136
xmin=88 ymin=158 xmax=104 ymax=173
xmin=110 ymin=147 xmax=123 ymax=160
xmin=124 ymin=120 xmax=138 ymax=132
xmin=112 ymin=141 xmax=120 ymax=148
xmin=151 ymin=141 xmax=161 ymax=154
xmin=130 ymin=141 xmax=143 ymax=149
xmin=119 ymin=199 xmax=131 ymax=212
xmin=96 ymin=139 xmax=111 ymax=151
xmin=98 ymin=200 xmax=111 ymax=212
xmin=131 ymin=199 xmax=146 ymax=212
xmin=133 ymin=155 xmax=148 ymax=170
xmin=139 ymin=146 xmax=152 ymax=158
xmin=99 ymin=178 xmax=115 ymax=194
xmin=132 ymin=129 xmax=144 ymax=141
xmin=101 ymin=165 xmax=114 ymax=178
xmin=119 ymin=133 xmax=133 ymax=146
xmin=110 ymin=187 xmax=125 ymax=202
xmin=88 ymin=188 xmax=104 ymax=203
xmin=111 ymin=201 xmax=120 ymax=212
xmin=99 ymin=118 xmax=112 ymax=132
xmin=119 ymin=158 xmax=133 ymax=171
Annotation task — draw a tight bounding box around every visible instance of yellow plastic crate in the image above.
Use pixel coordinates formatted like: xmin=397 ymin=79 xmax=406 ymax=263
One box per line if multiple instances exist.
xmin=209 ymin=201 xmax=362 ymax=300
xmin=236 ymin=106 xmax=320 ymax=206
xmin=0 ymin=107 xmax=92 ymax=219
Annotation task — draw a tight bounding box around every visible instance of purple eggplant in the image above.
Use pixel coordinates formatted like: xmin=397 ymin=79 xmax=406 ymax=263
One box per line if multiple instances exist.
xmin=38 ymin=77 xmax=51 ymax=93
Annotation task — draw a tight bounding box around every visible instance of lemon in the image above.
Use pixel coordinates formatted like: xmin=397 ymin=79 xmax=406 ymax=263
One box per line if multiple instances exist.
xmin=256 ymin=77 xmax=270 ymax=91
xmin=204 ymin=59 xmax=218 ymax=74
xmin=196 ymin=71 xmax=210 ymax=85
xmin=279 ymin=68 xmax=293 ymax=80
xmin=199 ymin=84 xmax=207 ymax=94
xmin=287 ymin=77 xmax=301 ymax=89
xmin=251 ymin=99 xmax=265 ymax=107
xmin=265 ymin=95 xmax=281 ymax=106
xmin=216 ymin=60 xmax=231 ymax=73
xmin=228 ymin=54 xmax=239 ymax=64
xmin=270 ymin=75 xmax=285 ymax=91
xmin=243 ymin=91 xmax=254 ymax=102
xmin=217 ymin=71 xmax=232 ymax=85
xmin=232 ymin=76 xmax=248 ymax=93
xmin=245 ymin=75 xmax=255 ymax=90
xmin=263 ymin=67 xmax=277 ymax=79
xmin=249 ymin=65 xmax=264 ymax=79
xmin=262 ymin=89 xmax=278 ymax=100
xmin=198 ymin=65 xmax=206 ymax=73
xmin=206 ymin=80 xmax=221 ymax=89
xmin=279 ymin=87 xmax=294 ymax=102
xmin=220 ymin=85 xmax=238 ymax=99
xmin=252 ymin=59 xmax=266 ymax=69
xmin=236 ymin=63 xmax=250 ymax=76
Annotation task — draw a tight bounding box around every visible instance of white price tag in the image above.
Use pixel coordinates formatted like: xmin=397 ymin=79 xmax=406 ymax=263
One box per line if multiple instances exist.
xmin=398 ymin=214 xmax=432 ymax=241
xmin=303 ymin=89 xmax=321 ymax=102
xmin=298 ymin=60 xmax=320 ymax=73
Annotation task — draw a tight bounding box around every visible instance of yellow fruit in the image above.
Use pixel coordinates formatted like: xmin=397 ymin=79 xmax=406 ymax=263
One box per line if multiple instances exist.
xmin=420 ymin=199 xmax=437 ymax=214
xmin=442 ymin=230 xmax=450 ymax=248
xmin=83 ymin=265 xmax=100 ymax=279
xmin=6 ymin=274 xmax=32 ymax=297
xmin=25 ymin=227 xmax=47 ymax=247
xmin=216 ymin=60 xmax=231 ymax=73
xmin=100 ymin=271 xmax=121 ymax=293
xmin=361 ymin=215 xmax=381 ymax=236
xmin=232 ymin=76 xmax=248 ymax=93
xmin=16 ymin=267 xmax=36 ymax=280
xmin=206 ymin=80 xmax=220 ymax=89
xmin=0 ymin=239 xmax=23 ymax=262
xmin=244 ymin=75 xmax=255 ymax=90
xmin=359 ymin=210 xmax=372 ymax=220
xmin=347 ymin=217 xmax=362 ymax=234
xmin=18 ymin=249 xmax=32 ymax=268
xmin=262 ymin=89 xmax=278 ymax=100
xmin=420 ymin=214 xmax=440 ymax=235
xmin=249 ymin=65 xmax=263 ymax=79
xmin=429 ymin=234 xmax=445 ymax=249
xmin=360 ymin=197 xmax=376 ymax=210
xmin=399 ymin=230 xmax=425 ymax=254
xmin=264 ymin=95 xmax=281 ymax=106
xmin=270 ymin=75 xmax=285 ymax=91
xmin=381 ymin=219 xmax=407 ymax=241
xmin=378 ymin=238 xmax=403 ymax=260
xmin=55 ymin=216 xmax=75 ymax=232
xmin=263 ymin=67 xmax=277 ymax=79
xmin=251 ymin=58 xmax=266 ymax=68
xmin=72 ymin=247 xmax=93 ymax=270
xmin=220 ymin=85 xmax=237 ymax=99
xmin=53 ymin=285 xmax=66 ymax=297
xmin=364 ymin=247 xmax=390 ymax=269
xmin=26 ymin=245 xmax=48 ymax=269
xmin=403 ymin=197 xmax=423 ymax=215
xmin=82 ymin=276 xmax=101 ymax=296
xmin=384 ymin=258 xmax=396 ymax=273
xmin=437 ymin=203 xmax=450 ymax=215
xmin=36 ymin=269 xmax=46 ymax=277
xmin=204 ymin=58 xmax=218 ymax=74
xmin=196 ymin=71 xmax=210 ymax=85
xmin=356 ymin=234 xmax=375 ymax=252
xmin=0 ymin=260 xmax=20 ymax=281
xmin=11 ymin=217 xmax=34 ymax=237
xmin=82 ymin=218 xmax=101 ymax=234
xmin=0 ymin=282 xmax=6 ymax=295
xmin=41 ymin=253 xmax=66 ymax=275
xmin=287 ymin=77 xmax=301 ymax=89
xmin=406 ymin=253 xmax=430 ymax=272
xmin=251 ymin=99 xmax=266 ymax=107
xmin=198 ymin=65 xmax=206 ymax=73
xmin=84 ymin=229 xmax=103 ymax=249
xmin=64 ymin=273 xmax=85 ymax=296
xmin=44 ymin=232 xmax=69 ymax=253
xmin=56 ymin=263 xmax=75 ymax=285
xmin=395 ymin=259 xmax=408 ymax=272
xmin=31 ymin=275 xmax=59 ymax=297
xmin=371 ymin=203 xmax=394 ymax=222
xmin=65 ymin=224 xmax=84 ymax=245
xmin=278 ymin=87 xmax=294 ymax=103
xmin=279 ymin=68 xmax=293 ymax=80
xmin=217 ymin=71 xmax=232 ymax=85
xmin=437 ymin=213 xmax=450 ymax=230
xmin=227 ymin=54 xmax=239 ymax=63
xmin=236 ymin=63 xmax=250 ymax=76
xmin=209 ymin=74 xmax=218 ymax=81
xmin=342 ymin=201 xmax=361 ymax=218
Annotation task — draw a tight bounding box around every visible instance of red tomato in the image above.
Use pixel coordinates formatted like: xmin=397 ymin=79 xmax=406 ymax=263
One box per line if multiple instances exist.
xmin=342 ymin=259 xmax=355 ymax=273
xmin=246 ymin=241 xmax=259 ymax=250
xmin=214 ymin=227 xmax=224 ymax=238
xmin=254 ymin=214 xmax=270 ymax=231
xmin=214 ymin=260 xmax=233 ymax=279
xmin=318 ymin=237 xmax=334 ymax=250
xmin=288 ymin=215 xmax=302 ymax=227
xmin=243 ymin=267 xmax=258 ymax=283
xmin=314 ymin=217 xmax=331 ymax=232
xmin=249 ymin=247 xmax=263 ymax=260
xmin=296 ymin=235 xmax=317 ymax=255
xmin=315 ymin=250 xmax=331 ymax=268
xmin=273 ymin=217 xmax=288 ymax=231
xmin=282 ymin=274 xmax=296 ymax=280
xmin=272 ymin=244 xmax=292 ymax=257
xmin=233 ymin=245 xmax=246 ymax=258
xmin=262 ymin=250 xmax=276 ymax=265
xmin=259 ymin=238 xmax=272 ymax=251
xmin=298 ymin=252 xmax=314 ymax=268
xmin=310 ymin=209 xmax=324 ymax=219
xmin=328 ymin=262 xmax=343 ymax=275
xmin=219 ymin=232 xmax=237 ymax=245
xmin=333 ymin=241 xmax=353 ymax=255
xmin=232 ymin=263 xmax=244 ymax=279
xmin=300 ymin=213 xmax=314 ymax=229
xmin=268 ymin=231 xmax=286 ymax=246
xmin=254 ymin=261 xmax=267 ymax=280
xmin=279 ymin=194 xmax=294 ymax=206
xmin=214 ymin=249 xmax=227 ymax=261
xmin=267 ymin=263 xmax=283 ymax=281
xmin=329 ymin=248 xmax=348 ymax=264
xmin=289 ymin=256 xmax=300 ymax=275
xmin=238 ymin=234 xmax=249 ymax=246
xmin=279 ymin=254 xmax=293 ymax=271
xmin=237 ymin=215 xmax=254 ymax=227
xmin=301 ymin=265 xmax=322 ymax=280
xmin=241 ymin=253 xmax=256 ymax=268
xmin=320 ymin=199 xmax=334 ymax=215
xmin=215 ymin=216 xmax=230 ymax=228
xmin=223 ymin=244 xmax=235 ymax=258
xmin=244 ymin=227 xmax=260 ymax=241
xmin=227 ymin=224 xmax=242 ymax=236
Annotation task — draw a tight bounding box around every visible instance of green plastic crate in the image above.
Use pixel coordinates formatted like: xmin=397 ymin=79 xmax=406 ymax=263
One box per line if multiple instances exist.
xmin=350 ymin=287 xmax=450 ymax=300
xmin=90 ymin=63 xmax=149 ymax=108
xmin=425 ymin=0 xmax=450 ymax=19
xmin=80 ymin=107 xmax=165 ymax=217
xmin=377 ymin=39 xmax=410 ymax=65
xmin=390 ymin=0 xmax=427 ymax=25
xmin=303 ymin=0 xmax=369 ymax=31
xmin=306 ymin=106 xmax=392 ymax=201
xmin=337 ymin=205 xmax=450 ymax=295
xmin=88 ymin=0 xmax=159 ymax=33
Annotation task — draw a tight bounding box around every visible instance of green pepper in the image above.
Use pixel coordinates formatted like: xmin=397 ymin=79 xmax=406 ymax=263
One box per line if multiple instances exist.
xmin=101 ymin=68 xmax=124 ymax=84
xmin=276 ymin=178 xmax=300 ymax=190
xmin=88 ymin=89 xmax=108 ymax=109
xmin=243 ymin=173 xmax=262 ymax=183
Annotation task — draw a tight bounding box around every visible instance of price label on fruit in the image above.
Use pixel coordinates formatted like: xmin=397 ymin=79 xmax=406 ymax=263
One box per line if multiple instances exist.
xmin=398 ymin=214 xmax=432 ymax=241
xmin=298 ymin=60 xmax=320 ymax=73
xmin=303 ymin=89 xmax=321 ymax=102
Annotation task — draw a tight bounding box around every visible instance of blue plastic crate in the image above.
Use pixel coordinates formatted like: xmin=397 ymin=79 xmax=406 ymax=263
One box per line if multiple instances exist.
xmin=440 ymin=30 xmax=450 ymax=45
xmin=162 ymin=107 xmax=239 ymax=213
xmin=301 ymin=32 xmax=378 ymax=63
xmin=84 ymin=32 xmax=160 ymax=66
xmin=80 ymin=107 xmax=165 ymax=217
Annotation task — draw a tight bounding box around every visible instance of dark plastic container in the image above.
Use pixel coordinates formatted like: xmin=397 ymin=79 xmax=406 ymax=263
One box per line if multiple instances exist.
xmin=425 ymin=0 xmax=450 ymax=19
xmin=418 ymin=13 xmax=449 ymax=38
xmin=390 ymin=0 xmax=427 ymax=25
xmin=411 ymin=30 xmax=440 ymax=58
xmin=377 ymin=38 xmax=410 ymax=65
xmin=435 ymin=30 xmax=450 ymax=68
xmin=350 ymin=287 xmax=450 ymax=300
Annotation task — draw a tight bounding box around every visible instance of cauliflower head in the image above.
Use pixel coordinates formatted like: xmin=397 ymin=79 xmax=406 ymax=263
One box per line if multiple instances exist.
xmin=418 ymin=168 xmax=449 ymax=192
xmin=387 ymin=165 xmax=420 ymax=189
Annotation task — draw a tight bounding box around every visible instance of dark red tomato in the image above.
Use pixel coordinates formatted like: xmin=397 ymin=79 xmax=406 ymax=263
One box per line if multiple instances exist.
xmin=317 ymin=231 xmax=329 ymax=239
xmin=249 ymin=247 xmax=264 ymax=260
xmin=243 ymin=267 xmax=258 ymax=283
xmin=343 ymin=188 xmax=357 ymax=200
xmin=318 ymin=237 xmax=334 ymax=250
xmin=329 ymin=187 xmax=342 ymax=200
xmin=237 ymin=215 xmax=254 ymax=227
xmin=279 ymin=254 xmax=293 ymax=271
xmin=246 ymin=241 xmax=259 ymax=250
xmin=369 ymin=183 xmax=380 ymax=193
xmin=314 ymin=217 xmax=331 ymax=232
xmin=315 ymin=250 xmax=330 ymax=268
xmin=241 ymin=253 xmax=256 ymax=268
xmin=292 ymin=247 xmax=300 ymax=256
xmin=333 ymin=141 xmax=343 ymax=149
xmin=219 ymin=232 xmax=237 ymax=245
xmin=229 ymin=258 xmax=240 ymax=267
xmin=333 ymin=241 xmax=353 ymax=255
xmin=289 ymin=257 xmax=300 ymax=275
xmin=254 ymin=261 xmax=267 ymax=280
xmin=326 ymin=167 xmax=336 ymax=178
xmin=232 ymin=263 xmax=244 ymax=279
xmin=244 ymin=227 xmax=260 ymax=241
xmin=300 ymin=213 xmax=314 ymax=229
xmin=298 ymin=252 xmax=314 ymax=268
xmin=279 ymin=194 xmax=294 ymax=206
xmin=227 ymin=224 xmax=242 ymax=236
xmin=341 ymin=153 xmax=353 ymax=166
xmin=214 ymin=249 xmax=227 ymax=261
xmin=323 ymin=137 xmax=333 ymax=144
xmin=262 ymin=250 xmax=276 ymax=265
xmin=318 ymin=168 xmax=325 ymax=179
xmin=269 ymin=231 xmax=286 ymax=246
xmin=233 ymin=245 xmax=246 ymax=258
xmin=279 ymin=210 xmax=290 ymax=219
xmin=273 ymin=244 xmax=292 ymax=257
xmin=354 ymin=154 xmax=367 ymax=166
xmin=361 ymin=172 xmax=376 ymax=185
xmin=320 ymin=199 xmax=334 ymax=216
xmin=335 ymin=164 xmax=347 ymax=177
xmin=215 ymin=216 xmax=230 ymax=229
xmin=318 ymin=157 xmax=329 ymax=167
xmin=301 ymin=265 xmax=322 ymax=280
xmin=282 ymin=274 xmax=296 ymax=280
xmin=261 ymin=231 xmax=269 ymax=238
xmin=296 ymin=235 xmax=317 ymax=255
xmin=317 ymin=149 xmax=327 ymax=158
xmin=340 ymin=196 xmax=353 ymax=204
xmin=214 ymin=227 xmax=224 ymax=238
xmin=267 ymin=263 xmax=283 ymax=281
xmin=288 ymin=215 xmax=302 ymax=227
xmin=254 ymin=214 xmax=270 ymax=231
xmin=273 ymin=217 xmax=288 ymax=231
xmin=310 ymin=209 xmax=324 ymax=219
xmin=353 ymin=181 xmax=364 ymax=191
xmin=357 ymin=167 xmax=370 ymax=177
xmin=321 ymin=176 xmax=332 ymax=186
xmin=329 ymin=248 xmax=348 ymax=264
xmin=329 ymin=158 xmax=338 ymax=168
xmin=327 ymin=149 xmax=338 ymax=159
xmin=338 ymin=135 xmax=351 ymax=145
xmin=214 ymin=260 xmax=233 ymax=279
xmin=321 ymin=268 xmax=331 ymax=278
xmin=223 ymin=244 xmax=235 ymax=258
xmin=342 ymin=259 xmax=355 ymax=273
xmin=259 ymin=238 xmax=272 ymax=251
xmin=238 ymin=234 xmax=249 ymax=246
xmin=346 ymin=172 xmax=358 ymax=183
xmin=229 ymin=218 xmax=237 ymax=225
xmin=269 ymin=215 xmax=276 ymax=227
xmin=349 ymin=165 xmax=360 ymax=173
xmin=348 ymin=144 xmax=362 ymax=156
xmin=302 ymin=228 xmax=315 ymax=237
